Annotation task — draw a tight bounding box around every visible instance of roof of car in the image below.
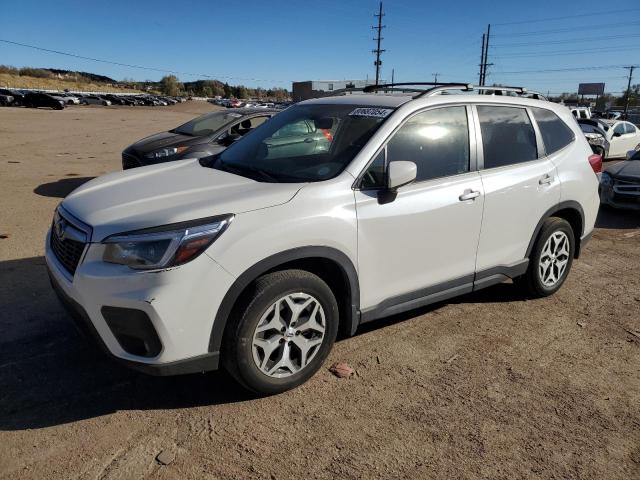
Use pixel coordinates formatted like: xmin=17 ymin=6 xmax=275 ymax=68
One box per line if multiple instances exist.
xmin=300 ymin=94 xmax=412 ymax=108
xmin=298 ymin=92 xmax=562 ymax=109
xmin=227 ymin=107 xmax=279 ymax=115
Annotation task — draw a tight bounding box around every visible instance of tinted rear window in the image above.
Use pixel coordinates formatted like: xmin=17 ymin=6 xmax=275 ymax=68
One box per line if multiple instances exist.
xmin=531 ymin=107 xmax=575 ymax=155
xmin=477 ymin=106 xmax=537 ymax=169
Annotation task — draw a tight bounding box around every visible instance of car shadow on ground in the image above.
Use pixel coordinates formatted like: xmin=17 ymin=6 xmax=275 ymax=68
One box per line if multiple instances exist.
xmin=34 ymin=176 xmax=95 ymax=198
xmin=0 ymin=256 xmax=255 ymax=432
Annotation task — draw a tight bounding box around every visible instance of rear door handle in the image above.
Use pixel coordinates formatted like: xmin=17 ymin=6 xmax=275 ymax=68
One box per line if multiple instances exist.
xmin=539 ymin=174 xmax=553 ymax=185
xmin=459 ymin=189 xmax=481 ymax=201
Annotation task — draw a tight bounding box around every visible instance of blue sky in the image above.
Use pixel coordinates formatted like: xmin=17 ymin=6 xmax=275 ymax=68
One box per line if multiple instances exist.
xmin=1 ymin=0 xmax=638 ymax=94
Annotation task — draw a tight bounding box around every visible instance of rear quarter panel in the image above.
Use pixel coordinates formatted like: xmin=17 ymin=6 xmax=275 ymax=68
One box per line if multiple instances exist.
xmin=549 ymin=108 xmax=600 ymax=238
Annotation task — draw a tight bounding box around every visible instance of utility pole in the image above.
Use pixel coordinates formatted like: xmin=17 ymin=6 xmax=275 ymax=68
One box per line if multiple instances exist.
xmin=478 ymin=33 xmax=485 ymax=85
xmin=372 ymin=2 xmax=385 ymax=85
xmin=432 ymin=72 xmax=441 ymax=83
xmin=391 ymin=68 xmax=395 ymax=84
xmin=623 ymin=65 xmax=636 ymax=120
xmin=480 ymin=24 xmax=492 ymax=86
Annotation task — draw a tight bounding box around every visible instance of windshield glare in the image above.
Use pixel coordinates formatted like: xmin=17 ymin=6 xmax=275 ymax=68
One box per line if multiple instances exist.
xmin=173 ymin=111 xmax=243 ymax=136
xmin=211 ymin=104 xmax=392 ymax=182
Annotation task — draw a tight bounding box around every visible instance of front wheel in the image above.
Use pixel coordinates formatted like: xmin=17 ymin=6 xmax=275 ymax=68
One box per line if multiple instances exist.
xmin=223 ymin=269 xmax=339 ymax=395
xmin=517 ymin=217 xmax=575 ymax=297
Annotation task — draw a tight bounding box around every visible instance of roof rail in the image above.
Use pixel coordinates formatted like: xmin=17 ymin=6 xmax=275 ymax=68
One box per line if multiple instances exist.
xmin=362 ymin=82 xmax=548 ymax=101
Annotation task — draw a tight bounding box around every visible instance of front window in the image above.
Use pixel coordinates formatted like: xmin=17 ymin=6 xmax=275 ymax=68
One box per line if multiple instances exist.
xmin=172 ymin=111 xmax=245 ymax=136
xmin=208 ymin=104 xmax=393 ymax=182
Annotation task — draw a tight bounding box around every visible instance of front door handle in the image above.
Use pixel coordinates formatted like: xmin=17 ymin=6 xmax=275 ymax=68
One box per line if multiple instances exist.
xmin=459 ymin=189 xmax=481 ymax=201
xmin=539 ymin=174 xmax=553 ymax=185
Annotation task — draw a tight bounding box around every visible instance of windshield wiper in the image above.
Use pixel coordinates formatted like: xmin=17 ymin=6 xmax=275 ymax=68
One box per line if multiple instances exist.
xmin=215 ymin=159 xmax=278 ymax=182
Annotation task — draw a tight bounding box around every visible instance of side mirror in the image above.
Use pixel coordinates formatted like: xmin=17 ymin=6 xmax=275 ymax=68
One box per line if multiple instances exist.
xmin=613 ymin=132 xmax=622 ymax=138
xmin=387 ymin=161 xmax=417 ymax=190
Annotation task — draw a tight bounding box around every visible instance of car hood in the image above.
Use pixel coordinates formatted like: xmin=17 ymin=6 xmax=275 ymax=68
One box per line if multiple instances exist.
xmin=128 ymin=131 xmax=210 ymax=154
xmin=605 ymin=160 xmax=640 ymax=179
xmin=61 ymin=159 xmax=303 ymax=241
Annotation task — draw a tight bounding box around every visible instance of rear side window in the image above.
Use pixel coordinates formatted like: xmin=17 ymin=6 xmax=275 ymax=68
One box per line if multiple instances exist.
xmin=386 ymin=106 xmax=470 ymax=182
xmin=477 ymin=106 xmax=537 ymax=168
xmin=531 ymin=107 xmax=575 ymax=155
xmin=625 ymin=123 xmax=637 ymax=134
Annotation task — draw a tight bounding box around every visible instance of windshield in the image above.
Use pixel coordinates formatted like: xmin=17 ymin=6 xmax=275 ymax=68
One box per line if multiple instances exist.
xmin=172 ymin=111 xmax=243 ymax=136
xmin=208 ymin=104 xmax=393 ymax=182
xmin=580 ymin=124 xmax=605 ymax=135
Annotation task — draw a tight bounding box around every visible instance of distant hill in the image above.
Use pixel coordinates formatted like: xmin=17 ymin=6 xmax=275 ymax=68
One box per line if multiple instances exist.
xmin=47 ymin=68 xmax=116 ymax=84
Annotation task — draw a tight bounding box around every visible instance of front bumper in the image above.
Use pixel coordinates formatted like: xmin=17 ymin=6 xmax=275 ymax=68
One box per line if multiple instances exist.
xmin=600 ymin=178 xmax=640 ymax=210
xmin=45 ymin=229 xmax=235 ymax=375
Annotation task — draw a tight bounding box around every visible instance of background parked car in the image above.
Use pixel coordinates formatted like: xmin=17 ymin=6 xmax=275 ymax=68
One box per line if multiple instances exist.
xmin=122 ymin=108 xmax=277 ymax=169
xmin=577 ymin=118 xmax=640 ymax=159
xmin=0 ymin=94 xmax=14 ymax=106
xmin=81 ymin=95 xmax=111 ymax=106
xmin=578 ymin=119 xmax=610 ymax=158
xmin=22 ymin=92 xmax=64 ymax=110
xmin=0 ymin=88 xmax=25 ymax=105
xmin=58 ymin=93 xmax=80 ymax=105
xmin=600 ymin=148 xmax=640 ymax=209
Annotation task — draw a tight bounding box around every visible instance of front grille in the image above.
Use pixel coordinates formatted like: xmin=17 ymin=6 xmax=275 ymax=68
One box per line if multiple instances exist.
xmin=50 ymin=227 xmax=86 ymax=275
xmin=122 ymin=152 xmax=141 ymax=170
xmin=614 ymin=178 xmax=640 ymax=198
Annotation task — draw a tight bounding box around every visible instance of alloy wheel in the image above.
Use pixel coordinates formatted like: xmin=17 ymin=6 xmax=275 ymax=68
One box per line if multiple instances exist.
xmin=539 ymin=231 xmax=570 ymax=287
xmin=252 ymin=293 xmax=326 ymax=378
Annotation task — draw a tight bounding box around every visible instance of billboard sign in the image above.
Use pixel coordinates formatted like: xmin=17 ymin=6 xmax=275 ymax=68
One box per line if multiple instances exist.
xmin=578 ymin=83 xmax=605 ymax=95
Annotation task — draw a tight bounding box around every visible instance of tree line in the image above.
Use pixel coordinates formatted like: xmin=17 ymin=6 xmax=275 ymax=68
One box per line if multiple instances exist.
xmin=156 ymin=75 xmax=289 ymax=100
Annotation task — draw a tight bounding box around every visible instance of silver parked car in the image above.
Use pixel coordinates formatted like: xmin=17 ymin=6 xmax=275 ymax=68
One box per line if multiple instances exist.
xmin=81 ymin=95 xmax=111 ymax=106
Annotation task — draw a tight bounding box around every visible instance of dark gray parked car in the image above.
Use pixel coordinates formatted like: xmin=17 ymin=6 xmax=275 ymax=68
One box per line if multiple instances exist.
xmin=600 ymin=149 xmax=640 ymax=209
xmin=122 ymin=108 xmax=277 ymax=169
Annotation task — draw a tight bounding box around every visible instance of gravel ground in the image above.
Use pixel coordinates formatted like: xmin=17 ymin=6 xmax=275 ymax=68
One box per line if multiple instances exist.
xmin=0 ymin=103 xmax=639 ymax=480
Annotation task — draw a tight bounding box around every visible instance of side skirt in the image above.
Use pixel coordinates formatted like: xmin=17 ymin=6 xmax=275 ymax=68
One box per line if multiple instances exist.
xmin=359 ymin=259 xmax=529 ymax=324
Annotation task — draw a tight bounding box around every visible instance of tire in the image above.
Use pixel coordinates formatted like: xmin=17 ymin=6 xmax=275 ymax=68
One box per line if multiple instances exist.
xmin=517 ymin=217 xmax=575 ymax=298
xmin=222 ymin=269 xmax=339 ymax=395
xmin=594 ymin=146 xmax=605 ymax=159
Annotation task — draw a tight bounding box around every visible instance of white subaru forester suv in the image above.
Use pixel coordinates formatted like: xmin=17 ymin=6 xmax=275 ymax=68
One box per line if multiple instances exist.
xmin=46 ymin=83 xmax=600 ymax=394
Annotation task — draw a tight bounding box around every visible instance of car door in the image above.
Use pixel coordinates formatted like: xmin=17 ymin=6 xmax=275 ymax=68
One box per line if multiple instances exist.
xmin=608 ymin=122 xmax=628 ymax=157
xmin=354 ymin=105 xmax=484 ymax=315
xmin=473 ymin=104 xmax=561 ymax=274
xmin=623 ymin=122 xmax=640 ymax=153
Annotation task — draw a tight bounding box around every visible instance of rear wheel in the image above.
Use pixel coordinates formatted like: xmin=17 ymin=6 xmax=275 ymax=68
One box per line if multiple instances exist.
xmin=517 ymin=217 xmax=575 ymax=297
xmin=223 ymin=269 xmax=338 ymax=395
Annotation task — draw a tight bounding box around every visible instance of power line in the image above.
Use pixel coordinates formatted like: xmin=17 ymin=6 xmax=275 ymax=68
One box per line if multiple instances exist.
xmin=493 ymin=8 xmax=640 ymax=26
xmin=494 ymin=65 xmax=636 ymax=75
xmin=492 ymin=33 xmax=640 ymax=48
xmin=494 ymin=45 xmax=640 ymax=59
xmin=371 ymin=1 xmax=386 ymax=85
xmin=492 ymin=20 xmax=640 ymax=37
xmin=0 ymin=38 xmax=289 ymax=84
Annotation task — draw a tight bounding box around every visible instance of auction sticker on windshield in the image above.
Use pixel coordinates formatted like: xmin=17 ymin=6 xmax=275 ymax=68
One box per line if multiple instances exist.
xmin=349 ymin=107 xmax=393 ymax=118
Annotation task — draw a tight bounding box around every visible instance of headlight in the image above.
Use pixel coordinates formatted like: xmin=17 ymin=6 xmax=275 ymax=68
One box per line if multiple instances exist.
xmin=600 ymin=172 xmax=612 ymax=186
xmin=145 ymin=146 xmax=189 ymax=159
xmin=585 ymin=133 xmax=605 ymax=146
xmin=103 ymin=215 xmax=233 ymax=270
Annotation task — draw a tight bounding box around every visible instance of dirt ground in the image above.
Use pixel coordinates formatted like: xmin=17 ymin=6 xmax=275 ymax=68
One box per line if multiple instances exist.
xmin=0 ymin=102 xmax=639 ymax=480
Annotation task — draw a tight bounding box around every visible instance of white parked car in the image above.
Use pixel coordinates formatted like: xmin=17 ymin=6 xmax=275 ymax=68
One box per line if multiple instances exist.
xmin=602 ymin=120 xmax=640 ymax=158
xmin=45 ymin=83 xmax=600 ymax=394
